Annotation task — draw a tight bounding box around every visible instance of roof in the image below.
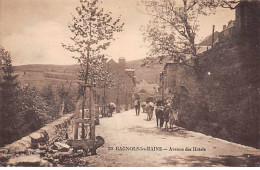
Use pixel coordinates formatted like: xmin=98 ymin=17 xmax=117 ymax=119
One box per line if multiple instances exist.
xmin=199 ymin=31 xmax=219 ymax=46
xmin=163 ymin=62 xmax=178 ymax=70
xmin=107 ymin=59 xmax=118 ymax=67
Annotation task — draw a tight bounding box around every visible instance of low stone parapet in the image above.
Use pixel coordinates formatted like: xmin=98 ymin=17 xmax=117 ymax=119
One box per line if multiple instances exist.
xmin=0 ymin=113 xmax=75 ymax=155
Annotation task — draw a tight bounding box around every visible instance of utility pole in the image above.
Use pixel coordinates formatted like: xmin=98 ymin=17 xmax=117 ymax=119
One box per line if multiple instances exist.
xmin=211 ymin=25 xmax=215 ymax=48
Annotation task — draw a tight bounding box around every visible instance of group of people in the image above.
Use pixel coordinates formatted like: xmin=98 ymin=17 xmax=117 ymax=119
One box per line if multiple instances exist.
xmin=134 ymin=98 xmax=179 ymax=131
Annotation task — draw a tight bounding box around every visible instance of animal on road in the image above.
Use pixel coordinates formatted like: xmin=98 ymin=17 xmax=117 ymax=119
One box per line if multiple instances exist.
xmin=163 ymin=104 xmax=178 ymax=131
xmin=155 ymin=106 xmax=164 ymax=128
xmin=141 ymin=102 xmax=147 ymax=113
xmin=145 ymin=102 xmax=154 ymax=121
xmin=108 ymin=102 xmax=116 ymax=117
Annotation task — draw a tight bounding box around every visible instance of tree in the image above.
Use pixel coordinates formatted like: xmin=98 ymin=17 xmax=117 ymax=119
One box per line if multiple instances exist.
xmin=57 ymin=84 xmax=76 ymax=114
xmin=95 ymin=63 xmax=116 ymax=104
xmin=0 ymin=46 xmax=18 ymax=96
xmin=0 ymin=47 xmax=50 ymax=146
xmin=141 ymin=0 xmax=239 ymax=74
xmin=41 ymin=85 xmax=60 ymax=120
xmin=16 ymin=85 xmax=50 ymax=133
xmin=62 ymin=0 xmax=124 ymax=139
xmin=0 ymin=46 xmax=19 ymax=145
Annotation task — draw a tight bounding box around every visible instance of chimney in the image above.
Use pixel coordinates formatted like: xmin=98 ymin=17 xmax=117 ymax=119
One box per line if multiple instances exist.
xmin=223 ymin=25 xmax=227 ymax=30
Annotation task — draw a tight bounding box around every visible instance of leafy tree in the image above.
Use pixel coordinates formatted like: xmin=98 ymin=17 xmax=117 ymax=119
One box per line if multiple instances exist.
xmin=0 ymin=47 xmax=19 ymax=145
xmin=0 ymin=47 xmax=49 ymax=146
xmin=62 ymin=0 xmax=124 ymax=139
xmin=57 ymin=84 xmax=76 ymax=114
xmin=94 ymin=62 xmax=117 ymax=105
xmin=16 ymin=85 xmax=50 ymax=133
xmin=62 ymin=0 xmax=123 ymax=107
xmin=140 ymin=0 xmax=239 ymax=74
xmin=41 ymin=85 xmax=60 ymax=120
xmin=0 ymin=46 xmax=18 ymax=106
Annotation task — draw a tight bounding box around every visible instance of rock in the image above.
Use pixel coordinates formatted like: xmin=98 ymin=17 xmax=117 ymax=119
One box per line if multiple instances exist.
xmin=34 ymin=149 xmax=46 ymax=157
xmin=6 ymin=144 xmax=27 ymax=154
xmin=49 ymin=149 xmax=58 ymax=154
xmin=0 ymin=148 xmax=8 ymax=154
xmin=95 ymin=136 xmax=105 ymax=148
xmin=54 ymin=159 xmax=59 ymax=163
xmin=38 ymin=145 xmax=48 ymax=150
xmin=30 ymin=132 xmax=44 ymax=141
xmin=53 ymin=142 xmax=70 ymax=152
xmin=40 ymin=159 xmax=52 ymax=167
xmin=30 ymin=132 xmax=45 ymax=149
xmin=53 ymin=151 xmax=72 ymax=159
xmin=25 ymin=149 xmax=35 ymax=155
xmin=0 ymin=153 xmax=11 ymax=162
xmin=8 ymin=154 xmax=48 ymax=166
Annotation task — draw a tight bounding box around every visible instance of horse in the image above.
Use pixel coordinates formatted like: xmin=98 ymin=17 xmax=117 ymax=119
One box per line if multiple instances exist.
xmin=141 ymin=102 xmax=147 ymax=113
xmin=163 ymin=105 xmax=178 ymax=131
xmin=155 ymin=100 xmax=165 ymax=128
xmin=168 ymin=109 xmax=178 ymax=131
xmin=145 ymin=102 xmax=154 ymax=121
xmin=155 ymin=106 xmax=164 ymax=128
xmin=163 ymin=104 xmax=173 ymax=131
xmin=108 ymin=102 xmax=116 ymax=117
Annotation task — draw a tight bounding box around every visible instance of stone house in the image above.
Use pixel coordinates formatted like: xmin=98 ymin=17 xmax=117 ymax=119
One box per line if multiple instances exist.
xmin=102 ymin=57 xmax=136 ymax=109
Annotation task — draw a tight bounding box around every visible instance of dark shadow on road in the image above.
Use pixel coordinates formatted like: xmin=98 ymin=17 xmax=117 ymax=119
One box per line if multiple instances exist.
xmin=127 ymin=126 xmax=194 ymax=138
xmin=163 ymin=154 xmax=260 ymax=167
xmin=143 ymin=119 xmax=151 ymax=121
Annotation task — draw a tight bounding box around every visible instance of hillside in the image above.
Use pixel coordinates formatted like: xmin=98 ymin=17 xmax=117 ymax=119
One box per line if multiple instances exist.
xmin=14 ymin=64 xmax=78 ymax=74
xmin=13 ymin=64 xmax=79 ymax=91
xmin=126 ymin=58 xmax=167 ymax=84
xmin=12 ymin=57 xmax=168 ymax=95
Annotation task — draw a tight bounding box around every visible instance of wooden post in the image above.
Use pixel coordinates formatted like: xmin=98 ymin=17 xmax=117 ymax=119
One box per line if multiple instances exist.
xmin=211 ymin=25 xmax=215 ymax=48
xmin=59 ymin=101 xmax=65 ymax=117
xmin=89 ymin=86 xmax=96 ymax=154
xmin=81 ymin=87 xmax=86 ymax=139
xmin=74 ymin=97 xmax=83 ymax=140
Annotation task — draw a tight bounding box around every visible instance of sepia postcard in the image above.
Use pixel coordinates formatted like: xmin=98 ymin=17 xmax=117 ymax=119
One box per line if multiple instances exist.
xmin=0 ymin=0 xmax=259 ymax=167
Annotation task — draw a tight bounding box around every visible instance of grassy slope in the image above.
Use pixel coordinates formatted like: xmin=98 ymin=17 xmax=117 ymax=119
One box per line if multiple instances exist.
xmin=13 ymin=59 xmax=167 ymax=96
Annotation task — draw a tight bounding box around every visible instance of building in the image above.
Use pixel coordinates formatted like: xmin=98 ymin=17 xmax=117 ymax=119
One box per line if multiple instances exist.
xmin=104 ymin=58 xmax=136 ymax=110
xmin=198 ymin=20 xmax=236 ymax=53
xmin=159 ymin=62 xmax=178 ymax=100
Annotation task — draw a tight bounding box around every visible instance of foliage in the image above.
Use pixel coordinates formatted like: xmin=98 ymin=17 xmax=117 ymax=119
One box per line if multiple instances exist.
xmin=62 ymin=0 xmax=124 ymax=119
xmin=141 ymin=0 xmax=239 ymax=69
xmin=0 ymin=47 xmax=77 ymax=146
xmin=0 ymin=46 xmax=18 ymax=102
xmin=57 ymin=84 xmax=77 ymax=114
xmin=41 ymin=85 xmax=60 ymax=120
xmin=0 ymin=47 xmax=49 ymax=146
xmin=62 ymin=0 xmax=124 ymax=87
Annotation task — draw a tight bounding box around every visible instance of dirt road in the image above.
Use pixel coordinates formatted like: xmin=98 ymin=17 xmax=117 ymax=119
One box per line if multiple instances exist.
xmin=70 ymin=109 xmax=260 ymax=167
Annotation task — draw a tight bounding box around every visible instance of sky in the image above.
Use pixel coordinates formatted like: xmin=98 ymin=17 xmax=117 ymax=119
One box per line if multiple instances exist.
xmin=0 ymin=0 xmax=235 ymax=66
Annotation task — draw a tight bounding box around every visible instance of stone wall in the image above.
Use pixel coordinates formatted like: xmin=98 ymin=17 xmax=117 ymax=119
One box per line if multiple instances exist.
xmin=0 ymin=113 xmax=75 ymax=166
xmin=163 ymin=1 xmax=259 ymax=148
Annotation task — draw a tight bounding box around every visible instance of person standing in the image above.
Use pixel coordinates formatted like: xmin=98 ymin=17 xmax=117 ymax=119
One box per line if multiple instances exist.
xmin=134 ymin=99 xmax=140 ymax=116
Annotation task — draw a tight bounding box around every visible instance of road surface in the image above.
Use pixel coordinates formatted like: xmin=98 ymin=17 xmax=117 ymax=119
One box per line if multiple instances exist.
xmin=67 ymin=109 xmax=260 ymax=167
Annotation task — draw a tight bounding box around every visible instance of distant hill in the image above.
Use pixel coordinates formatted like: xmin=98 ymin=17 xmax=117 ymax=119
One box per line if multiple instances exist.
xmin=13 ymin=64 xmax=79 ymax=91
xmin=13 ymin=57 xmax=168 ymax=92
xmin=126 ymin=58 xmax=167 ymax=84
xmin=126 ymin=59 xmax=171 ymax=84
xmin=14 ymin=64 xmax=78 ymax=74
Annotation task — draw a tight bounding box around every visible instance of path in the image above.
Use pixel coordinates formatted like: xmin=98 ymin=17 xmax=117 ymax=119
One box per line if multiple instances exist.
xmin=67 ymin=109 xmax=260 ymax=167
